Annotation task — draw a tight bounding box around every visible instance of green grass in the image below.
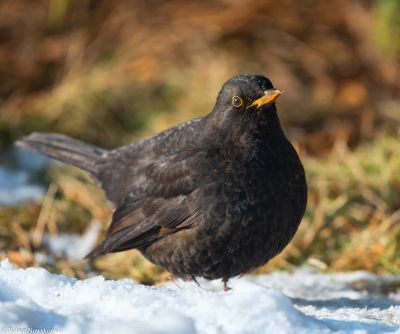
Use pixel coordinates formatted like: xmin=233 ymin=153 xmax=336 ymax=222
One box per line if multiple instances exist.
xmin=374 ymin=0 xmax=400 ymax=58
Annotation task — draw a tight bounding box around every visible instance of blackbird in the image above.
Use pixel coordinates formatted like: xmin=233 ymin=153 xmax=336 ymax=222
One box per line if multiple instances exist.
xmin=17 ymin=74 xmax=307 ymax=290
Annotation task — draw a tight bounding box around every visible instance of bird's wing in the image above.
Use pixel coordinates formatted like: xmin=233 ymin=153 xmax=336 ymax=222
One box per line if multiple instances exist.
xmin=86 ymin=150 xmax=206 ymax=258
xmin=97 ymin=118 xmax=205 ymax=205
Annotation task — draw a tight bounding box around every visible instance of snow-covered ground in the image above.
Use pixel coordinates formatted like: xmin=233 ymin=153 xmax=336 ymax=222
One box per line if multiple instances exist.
xmin=42 ymin=222 xmax=101 ymax=261
xmin=0 ymin=259 xmax=399 ymax=334
xmin=0 ymin=167 xmax=44 ymax=206
xmin=0 ymin=149 xmax=48 ymax=206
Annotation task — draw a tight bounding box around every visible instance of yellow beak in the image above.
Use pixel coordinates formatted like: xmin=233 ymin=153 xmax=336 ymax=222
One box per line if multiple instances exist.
xmin=248 ymin=89 xmax=282 ymax=109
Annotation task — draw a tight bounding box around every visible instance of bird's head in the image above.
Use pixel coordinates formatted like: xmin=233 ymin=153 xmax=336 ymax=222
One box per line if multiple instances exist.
xmin=206 ymin=74 xmax=283 ymax=142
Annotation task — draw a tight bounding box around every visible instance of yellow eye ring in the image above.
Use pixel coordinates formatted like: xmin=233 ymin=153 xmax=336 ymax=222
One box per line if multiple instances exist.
xmin=232 ymin=96 xmax=243 ymax=108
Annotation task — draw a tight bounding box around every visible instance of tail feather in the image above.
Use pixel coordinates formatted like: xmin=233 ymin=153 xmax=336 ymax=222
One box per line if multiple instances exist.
xmin=16 ymin=133 xmax=108 ymax=178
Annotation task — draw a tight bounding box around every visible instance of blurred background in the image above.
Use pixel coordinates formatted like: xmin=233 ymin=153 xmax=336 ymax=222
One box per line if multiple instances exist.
xmin=0 ymin=0 xmax=399 ymax=284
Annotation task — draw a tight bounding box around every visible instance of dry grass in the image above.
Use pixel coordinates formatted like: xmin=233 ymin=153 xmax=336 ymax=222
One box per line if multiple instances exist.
xmin=1 ymin=0 xmax=399 ymax=153
xmin=263 ymin=135 xmax=400 ymax=275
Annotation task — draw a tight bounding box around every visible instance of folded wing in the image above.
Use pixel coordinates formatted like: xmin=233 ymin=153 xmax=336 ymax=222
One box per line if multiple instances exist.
xmin=86 ymin=151 xmax=206 ymax=258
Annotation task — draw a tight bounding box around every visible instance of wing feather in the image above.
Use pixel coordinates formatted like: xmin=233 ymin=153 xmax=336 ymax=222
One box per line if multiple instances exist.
xmin=86 ymin=151 xmax=206 ymax=258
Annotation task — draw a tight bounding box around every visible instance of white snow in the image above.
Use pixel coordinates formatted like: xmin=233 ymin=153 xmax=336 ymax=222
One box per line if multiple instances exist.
xmin=0 ymin=259 xmax=399 ymax=334
xmin=0 ymin=167 xmax=44 ymax=206
xmin=0 ymin=149 xmax=49 ymax=207
xmin=43 ymin=222 xmax=101 ymax=260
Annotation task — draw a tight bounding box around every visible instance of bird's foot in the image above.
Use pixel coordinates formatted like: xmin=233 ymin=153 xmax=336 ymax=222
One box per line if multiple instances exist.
xmin=168 ymin=276 xmax=182 ymax=289
xmin=223 ymin=279 xmax=231 ymax=291
xmin=182 ymin=274 xmax=201 ymax=288
xmin=191 ymin=275 xmax=201 ymax=288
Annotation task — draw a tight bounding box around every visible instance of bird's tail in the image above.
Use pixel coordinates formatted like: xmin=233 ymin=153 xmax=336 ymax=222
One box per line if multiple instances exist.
xmin=16 ymin=133 xmax=108 ymax=179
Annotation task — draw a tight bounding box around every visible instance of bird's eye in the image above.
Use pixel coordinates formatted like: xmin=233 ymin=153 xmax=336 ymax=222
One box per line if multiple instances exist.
xmin=232 ymin=96 xmax=243 ymax=108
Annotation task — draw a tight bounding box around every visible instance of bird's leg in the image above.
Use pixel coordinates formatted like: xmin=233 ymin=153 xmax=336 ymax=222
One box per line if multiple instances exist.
xmin=223 ymin=279 xmax=231 ymax=291
xmin=168 ymin=275 xmax=182 ymax=289
xmin=191 ymin=274 xmax=201 ymax=288
xmin=181 ymin=274 xmax=201 ymax=288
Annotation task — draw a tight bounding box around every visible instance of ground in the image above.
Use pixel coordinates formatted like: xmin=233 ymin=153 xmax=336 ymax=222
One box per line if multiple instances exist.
xmin=0 ymin=259 xmax=399 ymax=334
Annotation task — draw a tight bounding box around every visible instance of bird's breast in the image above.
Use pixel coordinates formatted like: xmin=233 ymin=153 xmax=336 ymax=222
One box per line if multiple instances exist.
xmin=207 ymin=142 xmax=307 ymax=252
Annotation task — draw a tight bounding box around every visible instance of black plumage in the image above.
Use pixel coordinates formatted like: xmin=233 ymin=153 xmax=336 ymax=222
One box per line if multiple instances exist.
xmin=17 ymin=74 xmax=307 ymax=288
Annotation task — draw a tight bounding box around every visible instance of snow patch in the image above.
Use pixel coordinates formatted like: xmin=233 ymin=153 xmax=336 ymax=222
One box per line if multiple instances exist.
xmin=0 ymin=149 xmax=50 ymax=207
xmin=43 ymin=222 xmax=101 ymax=260
xmin=0 ymin=260 xmax=399 ymax=333
xmin=0 ymin=167 xmax=44 ymax=206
